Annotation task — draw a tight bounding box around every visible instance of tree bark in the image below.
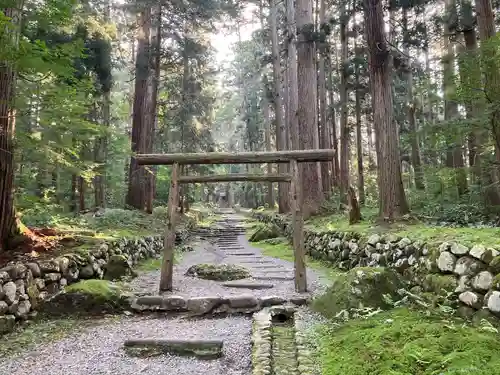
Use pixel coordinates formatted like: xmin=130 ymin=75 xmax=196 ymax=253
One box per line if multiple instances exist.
xmin=0 ymin=5 xmax=22 ymax=251
xmin=296 ymin=0 xmax=324 ymax=218
xmin=287 ymin=0 xmax=299 ymax=152
xmin=127 ymin=8 xmax=151 ymax=210
xmin=339 ymin=5 xmax=349 ymax=204
xmin=318 ymin=0 xmax=331 ymax=197
xmin=262 ymin=94 xmax=273 ymax=207
xmin=354 ymin=53 xmax=365 ymax=205
xmin=443 ymin=0 xmax=468 ymax=196
xmin=402 ymin=8 xmax=424 ymax=191
xmin=270 ymin=0 xmax=289 ymax=213
xmin=364 ymin=0 xmax=409 ymax=219
xmin=327 ymin=56 xmax=340 ymax=186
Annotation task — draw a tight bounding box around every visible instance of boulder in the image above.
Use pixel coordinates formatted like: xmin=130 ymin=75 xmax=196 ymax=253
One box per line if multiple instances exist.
xmin=38 ymin=260 xmax=60 ymax=274
xmin=367 ymin=234 xmax=381 ymax=246
xmin=3 ymin=281 xmax=16 ymax=305
xmin=0 ymin=263 xmax=27 ymax=280
xmin=185 ymin=264 xmax=250 ymax=281
xmin=486 ymin=291 xmax=500 ymax=314
xmin=249 ymin=225 xmax=281 ymax=242
xmin=79 ymin=264 xmax=95 ymax=279
xmin=450 ymin=242 xmax=469 ymax=256
xmin=103 ymin=255 xmax=136 ymax=280
xmin=469 ymin=245 xmax=487 ymax=261
xmin=459 ymin=291 xmax=482 ymax=309
xmin=454 ymin=256 xmax=485 ymax=276
xmin=26 ymin=263 xmax=41 ymax=278
xmin=471 ymin=271 xmax=493 ymax=292
xmin=437 ymin=252 xmax=457 ymax=272
xmin=312 ymin=267 xmax=406 ymax=319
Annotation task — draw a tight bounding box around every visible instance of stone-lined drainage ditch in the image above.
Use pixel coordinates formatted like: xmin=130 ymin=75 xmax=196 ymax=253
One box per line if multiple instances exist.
xmin=252 ymin=305 xmax=317 ymax=375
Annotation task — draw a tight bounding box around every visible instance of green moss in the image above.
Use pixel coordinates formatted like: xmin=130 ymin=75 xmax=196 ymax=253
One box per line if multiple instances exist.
xmin=65 ymin=279 xmax=125 ymax=300
xmin=137 ymin=258 xmax=163 ymax=271
xmin=250 ymin=240 xmax=341 ymax=281
xmin=312 ymin=267 xmax=406 ymax=319
xmin=303 ymin=209 xmax=500 ymax=248
xmin=316 ymin=307 xmax=500 ymax=375
xmin=422 ymin=274 xmax=458 ymax=295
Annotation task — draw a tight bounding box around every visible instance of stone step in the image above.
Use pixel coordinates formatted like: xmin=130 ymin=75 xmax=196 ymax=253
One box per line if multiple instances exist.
xmin=224 ymin=252 xmax=258 ymax=256
xmin=124 ymin=338 xmax=223 ymax=359
xmin=253 ymin=275 xmax=295 ymax=281
xmin=130 ymin=295 xmax=309 ymax=315
xmin=221 ymin=281 xmax=274 ymax=290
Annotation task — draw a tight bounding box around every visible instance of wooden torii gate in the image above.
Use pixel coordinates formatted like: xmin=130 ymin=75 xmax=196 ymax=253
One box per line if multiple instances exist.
xmin=135 ymin=149 xmax=335 ymax=293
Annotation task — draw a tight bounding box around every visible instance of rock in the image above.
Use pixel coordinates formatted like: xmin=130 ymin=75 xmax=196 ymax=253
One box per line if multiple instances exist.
xmin=8 ymin=300 xmax=19 ymax=314
xmin=160 ymin=296 xmax=187 ymax=311
xmin=312 ymin=267 xmax=406 ymax=318
xmin=185 ymin=264 xmax=250 ymax=281
xmin=249 ymin=225 xmax=281 ymax=242
xmin=60 ymin=278 xmax=68 ymax=287
xmin=14 ymin=279 xmax=25 ymax=295
xmin=228 ymin=295 xmax=259 ymax=309
xmin=45 ymin=273 xmax=61 ymax=282
xmin=80 ymin=264 xmax=94 ymax=279
xmin=394 ymin=258 xmax=409 ymax=272
xmin=3 ymin=281 xmax=16 ymax=305
xmin=397 ymin=238 xmax=412 ymax=249
xmin=469 ymin=245 xmax=487 ymax=261
xmin=46 ymin=282 xmax=60 ymax=295
xmin=0 ymin=301 xmax=8 ymax=314
xmin=454 ymin=256 xmax=485 ymax=276
xmin=438 ymin=242 xmax=451 ymax=252
xmin=487 ymin=291 xmax=500 ymax=314
xmin=0 ymin=263 xmax=27 ymax=280
xmin=471 ymin=271 xmax=493 ymax=292
xmin=457 ymin=305 xmax=476 ymax=320
xmin=186 ymin=297 xmax=223 ymax=315
xmin=57 ymin=257 xmax=70 ymax=276
xmin=437 ymin=252 xmax=456 ymax=272
xmin=450 ymin=242 xmax=469 ymax=256
xmin=459 ymin=291 xmax=482 ymax=309
xmin=34 ymin=278 xmax=45 ymax=290
xmin=367 ymin=234 xmax=380 ymax=246
xmin=0 ymin=271 xmax=10 ymax=283
xmin=0 ymin=315 xmax=15 ymax=334
xmin=259 ymin=296 xmax=286 ymax=307
xmin=103 ymin=255 xmax=135 ymax=280
xmin=123 ymin=338 xmax=223 ymax=359
xmin=385 ymin=234 xmax=401 ymax=243
xmin=222 ymin=281 xmax=274 ymax=289
xmin=489 ymin=256 xmax=500 ymax=274
xmin=15 ymin=300 xmax=31 ymax=319
xmin=455 ymin=276 xmax=470 ymax=293
xmin=38 ymin=260 xmax=60 ymax=274
xmin=26 ymin=263 xmax=41 ymax=278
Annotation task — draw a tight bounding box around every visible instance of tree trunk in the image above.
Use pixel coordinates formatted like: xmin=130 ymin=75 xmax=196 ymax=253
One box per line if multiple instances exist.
xmin=127 ymin=8 xmax=151 ymax=210
xmin=339 ymin=5 xmax=349 ymax=204
xmin=474 ymin=0 xmax=500 ymax=176
xmin=296 ymin=0 xmax=323 ymax=218
xmin=364 ymin=0 xmax=409 ymax=219
xmin=287 ymin=0 xmax=299 ymax=151
xmin=402 ymin=8 xmax=424 ymax=191
xmin=443 ymin=0 xmax=468 ymax=196
xmin=327 ymin=56 xmax=339 ymax=186
xmin=318 ymin=0 xmax=331 ymax=197
xmin=270 ymin=0 xmax=289 ymax=213
xmin=263 ymin=94 xmax=273 ymax=207
xmin=354 ymin=55 xmax=365 ymax=205
xmin=0 ymin=5 xmax=22 ymax=251
xmin=144 ymin=3 xmax=162 ymax=214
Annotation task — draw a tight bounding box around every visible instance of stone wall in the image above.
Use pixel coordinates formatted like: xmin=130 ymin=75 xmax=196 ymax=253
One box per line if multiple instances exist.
xmin=0 ymin=228 xmax=190 ymax=334
xmin=252 ymin=211 xmax=500 ymax=320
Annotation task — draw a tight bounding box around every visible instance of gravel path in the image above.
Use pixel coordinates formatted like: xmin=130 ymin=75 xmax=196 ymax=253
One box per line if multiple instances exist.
xmin=130 ymin=213 xmax=328 ymax=299
xmin=0 ymin=315 xmax=251 ymax=375
xmin=0 ymin=212 xmax=328 ymax=375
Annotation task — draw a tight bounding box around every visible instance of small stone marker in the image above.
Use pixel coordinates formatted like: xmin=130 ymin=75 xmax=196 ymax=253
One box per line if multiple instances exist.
xmin=123 ymin=338 xmax=223 ymax=359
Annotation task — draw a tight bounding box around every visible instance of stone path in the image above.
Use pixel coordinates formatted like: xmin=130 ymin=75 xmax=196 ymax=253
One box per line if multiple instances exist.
xmin=0 ymin=211 xmax=326 ymax=375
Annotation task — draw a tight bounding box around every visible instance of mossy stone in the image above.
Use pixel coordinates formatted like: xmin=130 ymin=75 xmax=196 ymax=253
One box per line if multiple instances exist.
xmin=185 ymin=263 xmax=250 ymax=281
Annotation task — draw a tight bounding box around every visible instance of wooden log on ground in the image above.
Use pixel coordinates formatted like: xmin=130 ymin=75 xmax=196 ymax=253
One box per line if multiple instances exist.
xmin=160 ymin=163 xmax=180 ymax=292
xmin=178 ymin=173 xmax=292 ymax=183
xmin=289 ymin=159 xmax=307 ymax=293
xmin=123 ymin=338 xmax=223 ymax=359
xmin=135 ymin=149 xmax=335 ymax=166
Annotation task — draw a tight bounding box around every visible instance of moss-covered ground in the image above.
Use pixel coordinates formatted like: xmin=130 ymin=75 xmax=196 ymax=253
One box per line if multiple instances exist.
xmin=314 ymin=307 xmax=500 ymax=375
